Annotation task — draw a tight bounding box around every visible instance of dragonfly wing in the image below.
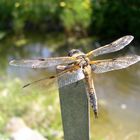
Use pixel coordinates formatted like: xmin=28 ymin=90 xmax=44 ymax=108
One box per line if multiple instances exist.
xmin=91 ymin=55 xmax=140 ymax=73
xmin=9 ymin=57 xmax=76 ymax=68
xmin=58 ymin=68 xmax=85 ymax=88
xmin=22 ymin=65 xmax=85 ymax=88
xmin=86 ymin=35 xmax=134 ymax=57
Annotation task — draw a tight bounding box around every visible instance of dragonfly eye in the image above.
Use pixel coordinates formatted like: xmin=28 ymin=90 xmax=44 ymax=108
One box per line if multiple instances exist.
xmin=68 ymin=49 xmax=81 ymax=56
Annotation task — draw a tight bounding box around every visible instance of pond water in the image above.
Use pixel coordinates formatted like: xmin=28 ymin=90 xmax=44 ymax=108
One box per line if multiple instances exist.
xmin=1 ymin=35 xmax=140 ymax=140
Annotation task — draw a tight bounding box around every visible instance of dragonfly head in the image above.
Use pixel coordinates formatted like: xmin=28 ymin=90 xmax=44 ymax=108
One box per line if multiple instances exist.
xmin=68 ymin=49 xmax=85 ymax=57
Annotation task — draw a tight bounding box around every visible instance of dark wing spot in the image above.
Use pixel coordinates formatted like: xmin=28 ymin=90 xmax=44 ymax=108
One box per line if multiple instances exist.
xmin=38 ymin=58 xmax=45 ymax=61
xmin=112 ymin=58 xmax=117 ymax=61
xmin=50 ymin=76 xmax=55 ymax=78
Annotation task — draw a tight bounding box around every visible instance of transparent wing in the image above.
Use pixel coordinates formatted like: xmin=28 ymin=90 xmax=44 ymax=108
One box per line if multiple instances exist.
xmin=9 ymin=57 xmax=76 ymax=68
xmin=58 ymin=68 xmax=85 ymax=88
xmin=91 ymin=55 xmax=140 ymax=73
xmin=22 ymin=64 xmax=85 ymax=88
xmin=86 ymin=35 xmax=134 ymax=57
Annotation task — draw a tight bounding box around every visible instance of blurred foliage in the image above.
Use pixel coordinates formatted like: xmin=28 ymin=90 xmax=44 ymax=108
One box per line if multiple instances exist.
xmin=0 ymin=0 xmax=91 ymax=37
xmin=0 ymin=78 xmax=63 ymax=140
xmin=90 ymin=0 xmax=140 ymax=39
xmin=0 ymin=0 xmax=140 ymax=39
xmin=60 ymin=0 xmax=92 ymax=37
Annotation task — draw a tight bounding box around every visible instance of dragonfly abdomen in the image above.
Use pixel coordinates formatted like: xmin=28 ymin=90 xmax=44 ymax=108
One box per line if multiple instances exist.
xmin=89 ymin=93 xmax=98 ymax=118
xmin=83 ymin=66 xmax=98 ymax=118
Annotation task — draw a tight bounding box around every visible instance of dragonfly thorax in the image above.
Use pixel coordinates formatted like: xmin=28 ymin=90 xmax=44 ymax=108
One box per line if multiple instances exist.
xmin=68 ymin=49 xmax=90 ymax=68
xmin=78 ymin=56 xmax=90 ymax=68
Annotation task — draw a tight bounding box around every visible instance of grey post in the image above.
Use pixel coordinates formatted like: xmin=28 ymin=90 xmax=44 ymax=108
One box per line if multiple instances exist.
xmin=59 ymin=80 xmax=90 ymax=140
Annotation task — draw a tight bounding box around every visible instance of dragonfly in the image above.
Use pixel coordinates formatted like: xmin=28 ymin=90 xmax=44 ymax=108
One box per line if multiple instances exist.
xmin=9 ymin=35 xmax=140 ymax=118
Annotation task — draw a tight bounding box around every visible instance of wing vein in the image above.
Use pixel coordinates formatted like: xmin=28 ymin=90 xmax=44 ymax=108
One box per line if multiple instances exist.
xmin=91 ymin=55 xmax=140 ymax=73
xmin=86 ymin=35 xmax=134 ymax=57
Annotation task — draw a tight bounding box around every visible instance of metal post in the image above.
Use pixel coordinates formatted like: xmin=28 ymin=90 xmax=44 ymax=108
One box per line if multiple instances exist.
xmin=59 ymin=80 xmax=90 ymax=140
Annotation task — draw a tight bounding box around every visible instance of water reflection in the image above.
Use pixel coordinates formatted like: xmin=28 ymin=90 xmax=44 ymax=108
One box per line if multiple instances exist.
xmin=92 ymin=62 xmax=140 ymax=139
xmin=2 ymin=36 xmax=140 ymax=139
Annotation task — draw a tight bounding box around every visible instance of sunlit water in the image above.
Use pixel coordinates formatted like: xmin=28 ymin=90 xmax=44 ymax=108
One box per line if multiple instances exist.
xmin=1 ymin=36 xmax=140 ymax=140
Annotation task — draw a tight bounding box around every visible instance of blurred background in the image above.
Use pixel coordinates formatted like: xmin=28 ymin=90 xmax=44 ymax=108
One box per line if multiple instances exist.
xmin=0 ymin=0 xmax=140 ymax=140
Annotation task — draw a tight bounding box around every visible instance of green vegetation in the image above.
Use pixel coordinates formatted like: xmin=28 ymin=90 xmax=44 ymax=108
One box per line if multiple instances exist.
xmin=90 ymin=0 xmax=140 ymax=39
xmin=0 ymin=0 xmax=91 ymax=37
xmin=0 ymin=0 xmax=140 ymax=39
xmin=0 ymin=78 xmax=63 ymax=140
